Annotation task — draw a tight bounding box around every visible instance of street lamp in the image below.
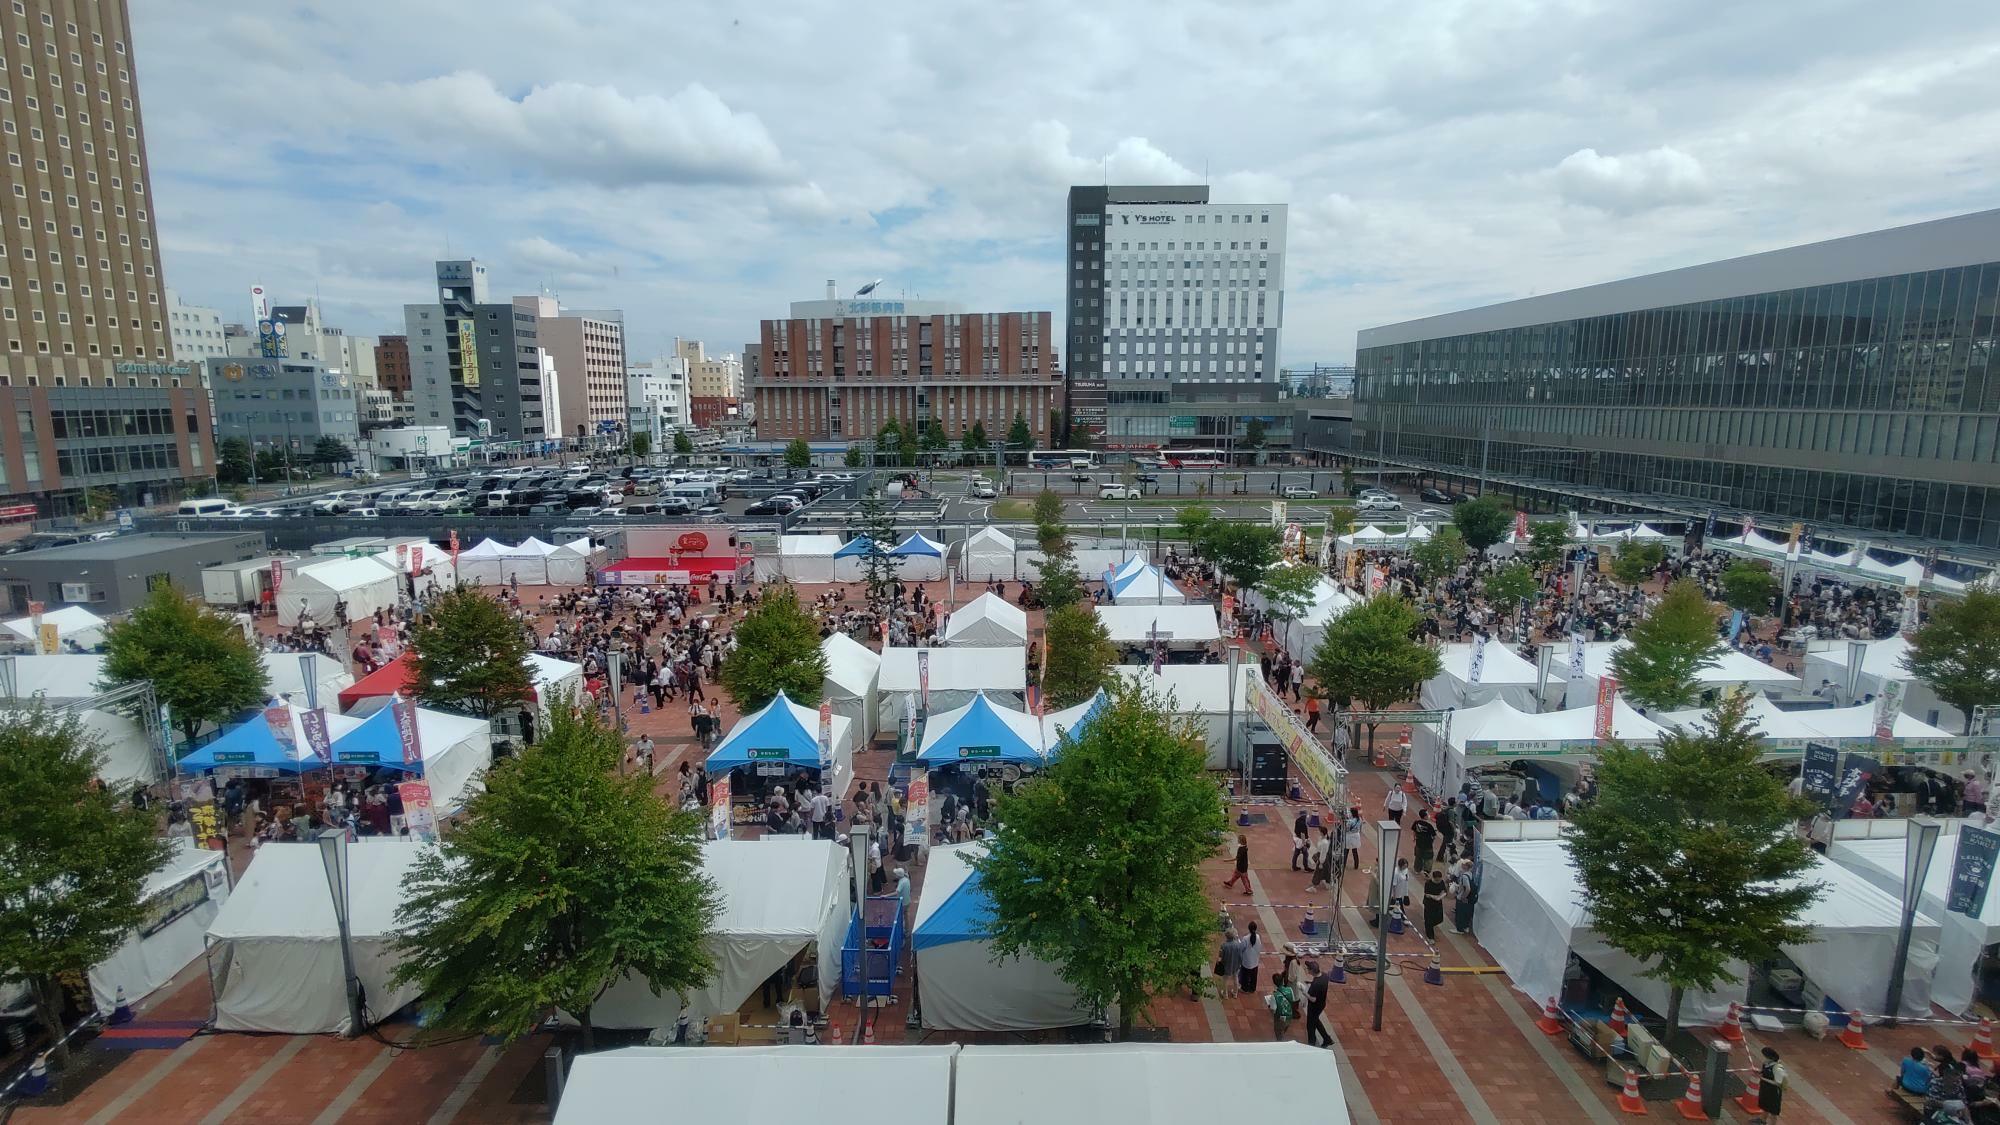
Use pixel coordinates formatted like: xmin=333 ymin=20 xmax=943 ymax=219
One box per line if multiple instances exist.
xmin=1372 ymin=819 xmax=1400 ymax=1032
xmin=317 ymin=830 xmax=367 ymax=1036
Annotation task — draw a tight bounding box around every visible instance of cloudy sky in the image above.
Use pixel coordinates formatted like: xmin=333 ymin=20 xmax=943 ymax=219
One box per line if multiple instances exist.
xmin=133 ymin=0 xmax=2000 ymax=366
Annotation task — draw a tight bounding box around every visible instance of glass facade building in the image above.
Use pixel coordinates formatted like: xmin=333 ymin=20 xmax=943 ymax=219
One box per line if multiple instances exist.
xmin=1355 ymin=210 xmax=2000 ymax=553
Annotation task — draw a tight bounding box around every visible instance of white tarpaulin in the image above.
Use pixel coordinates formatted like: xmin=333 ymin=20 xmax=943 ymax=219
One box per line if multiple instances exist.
xmin=1408 ymin=696 xmax=1663 ymax=800
xmin=89 ymin=840 xmax=231 ymax=1010
xmin=1478 ymin=839 xmax=1940 ymax=1024
xmin=1255 ymin=579 xmax=1360 ymax=662
xmin=944 ymin=593 xmax=1029 ymax=648
xmin=455 ymin=537 xmax=509 ymax=587
xmin=1801 ymin=636 xmax=1964 ymax=732
xmin=913 ymin=842 xmax=1087 ymax=1031
xmin=1111 ymin=664 xmax=1255 ymax=768
xmin=501 ymin=536 xmax=557 ymax=586
xmin=879 ymin=647 xmax=1026 ymax=725
xmin=1094 ymin=604 xmax=1221 ymax=647
xmin=1555 ymin=639 xmax=1796 ymax=709
xmin=954 ymin=1043 xmax=1346 ymax=1125
xmin=264 ymin=652 xmax=355 ymax=710
xmin=1420 ymin=641 xmax=1542 ymax=713
xmin=555 ymin=1046 xmax=955 ymax=1125
xmin=821 ymin=632 xmax=881 ymax=742
xmin=961 ymin=527 xmax=1017 ymax=580
xmin=1 ymin=605 xmax=108 ymax=651
xmin=778 ymin=535 xmax=842 ymax=584
xmin=1833 ymin=827 xmax=1994 ymax=1015
xmin=368 ymin=547 xmax=456 ymax=600
xmin=545 ymin=537 xmax=599 ymax=586
xmin=276 ymin=557 xmax=400 ymax=628
xmin=589 ymin=840 xmax=850 ymax=1029
xmin=889 ymin=533 xmax=947 ymax=581
xmin=205 ymin=839 xmax=427 ymax=1033
xmin=1655 ymin=694 xmax=1959 ymax=753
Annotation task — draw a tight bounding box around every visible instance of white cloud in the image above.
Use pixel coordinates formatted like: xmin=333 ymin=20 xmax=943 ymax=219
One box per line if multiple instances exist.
xmin=1551 ymin=146 xmax=1711 ymax=214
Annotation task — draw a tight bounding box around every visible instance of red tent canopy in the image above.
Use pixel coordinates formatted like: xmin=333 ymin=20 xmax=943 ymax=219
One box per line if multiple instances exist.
xmin=337 ymin=651 xmax=416 ymax=712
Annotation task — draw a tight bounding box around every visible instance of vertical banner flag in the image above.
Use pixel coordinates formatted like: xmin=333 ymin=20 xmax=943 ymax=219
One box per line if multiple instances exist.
xmin=1949 ymin=826 xmax=2000 ymax=918
xmin=1704 ymin=509 xmax=1717 ymax=538
xmin=1221 ymin=593 xmax=1236 ymax=637
xmin=391 ymin=697 xmax=422 ymax=765
xmin=1923 ymin=546 xmax=1940 ymax=581
xmin=399 ymin=781 xmax=436 ymax=840
xmin=1787 ymin=521 xmax=1804 ymax=558
xmin=1832 ymin=753 xmax=1880 ymax=819
xmin=1593 ymin=676 xmax=1619 ymax=741
xmin=709 ymin=775 xmax=732 ymax=839
xmin=1727 ymin=609 xmax=1746 ymax=643
xmin=903 ymin=775 xmax=930 ymax=850
xmin=449 ymin=528 xmax=461 ymax=567
xmin=37 ymin=623 xmax=58 ymax=654
xmin=1150 ymin=618 xmax=1164 ymax=674
xmin=1467 ymin=634 xmax=1488 ymax=685
xmin=917 ymin=649 xmax=930 ymax=712
xmin=1874 ymin=679 xmax=1907 ymax=742
xmin=818 ymin=701 xmax=833 ymax=767
xmin=1366 ymin=564 xmax=1385 ymax=594
xmin=1800 ymin=742 xmax=1839 ymax=804
xmin=264 ymin=703 xmax=297 ymax=752
xmin=395 ymin=543 xmax=409 ymax=567
xmin=301 ymin=707 xmax=333 ymax=763
xmin=410 ymin=545 xmax=424 ymax=573
xmin=1568 ymin=632 xmax=1587 ymax=680
xmin=1513 ymin=511 xmax=1529 ymax=542
xmin=1900 ymin=585 xmax=1921 ymax=635
xmin=1270 ymin=500 xmax=1286 ymax=530
xmin=1742 ymin=515 xmax=1756 ymax=539
xmin=902 ymin=692 xmax=918 ymax=754
xmin=269 ymin=561 xmax=284 ymax=595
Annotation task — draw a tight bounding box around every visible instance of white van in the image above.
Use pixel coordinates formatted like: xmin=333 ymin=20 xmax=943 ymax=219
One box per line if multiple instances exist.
xmin=177 ymin=498 xmax=236 ymax=517
xmin=670 ymin=481 xmax=720 ymax=506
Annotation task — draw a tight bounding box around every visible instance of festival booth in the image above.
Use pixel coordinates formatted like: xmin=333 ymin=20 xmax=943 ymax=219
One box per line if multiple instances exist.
xmin=962 ymin=527 xmax=1018 ymax=581
xmin=1111 ymin=664 xmax=1255 ymax=769
xmin=500 ymin=537 xmax=556 ymax=586
xmin=830 ymin=536 xmax=887 ymax=583
xmin=1553 ymin=640 xmax=1796 ymax=710
xmin=369 ymin=547 xmax=456 ymax=600
xmin=1420 ymin=641 xmax=1542 ymax=713
xmin=1406 ymin=696 xmax=1664 ymax=804
xmin=776 ymin=535 xmax=843 ymax=583
xmin=953 ymin=1043 xmax=1343 ymax=1125
xmin=204 ymin=839 xmax=426 ymax=1034
xmin=600 ymin=526 xmax=751 ymax=587
xmin=1095 ymin=603 xmax=1220 ymax=660
xmin=0 ymin=604 xmax=109 ymax=652
xmin=455 ymin=538 xmax=509 ymax=586
xmin=916 ymin=691 xmax=1101 ymax=771
xmin=1333 ymin=523 xmax=1433 ymax=558
xmin=329 ymin=705 xmax=494 ymax=815
xmin=943 ymin=593 xmax=1029 ymax=648
xmin=1477 ymin=838 xmax=1940 ymax=1026
xmin=1107 ymin=562 xmax=1186 ymax=606
xmin=1269 ymin=580 xmax=1361 ymax=663
xmin=336 ymin=652 xmax=583 ymax=721
xmin=554 ymin=1047 xmax=955 ymax=1125
xmin=265 ymin=652 xmax=355 ymax=710
xmin=878 ymin=648 xmax=1027 ymax=728
xmin=1655 ymin=694 xmax=1959 ymax=758
xmin=820 ymin=633 xmax=882 ymax=743
xmin=589 ymin=840 xmax=851 ymax=1029
xmin=1020 ymin=548 xmax=1138 ymax=584
xmin=705 ymin=692 xmax=855 ymax=831
xmin=0 ymin=653 xmax=161 ymax=786
xmin=1801 ymin=636 xmax=1964 ymax=732
xmin=276 ymin=557 xmax=400 ymax=628
xmin=544 ymin=537 xmax=602 ymax=586
xmin=87 ymin=839 xmax=232 ymax=1010
xmin=1832 ymin=824 xmax=1998 ymax=1014
xmin=176 ymin=706 xmax=365 ymax=774
xmin=890 ymin=533 xmax=947 ymax=581
xmin=912 ymin=841 xmax=1089 ymax=1031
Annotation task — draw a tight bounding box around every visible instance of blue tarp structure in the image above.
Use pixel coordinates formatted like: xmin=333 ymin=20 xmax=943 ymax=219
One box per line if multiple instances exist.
xmin=1108 ymin=562 xmax=1185 ymax=603
xmin=889 ymin=533 xmax=945 ymax=557
xmin=910 ymin=853 xmax=996 ymax=951
xmin=327 ymin=706 xmax=422 ymax=771
xmin=833 ymin=536 xmax=886 ymax=558
xmin=910 ymin=841 xmax=1089 ymax=1030
xmin=176 ymin=706 xmax=361 ymax=773
xmin=705 ymin=692 xmax=854 ymax=792
xmin=916 ymin=692 xmax=1042 ymax=765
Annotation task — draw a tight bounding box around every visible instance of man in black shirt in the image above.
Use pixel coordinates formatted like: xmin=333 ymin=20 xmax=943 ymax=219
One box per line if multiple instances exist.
xmin=1304 ymin=962 xmax=1331 ymax=1048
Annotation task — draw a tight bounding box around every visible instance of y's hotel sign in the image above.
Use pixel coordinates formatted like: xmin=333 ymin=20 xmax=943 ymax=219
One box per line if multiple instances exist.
xmin=114 ymin=362 xmax=194 ymax=376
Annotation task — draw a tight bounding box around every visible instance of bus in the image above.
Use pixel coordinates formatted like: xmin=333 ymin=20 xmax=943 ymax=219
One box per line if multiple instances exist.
xmin=1029 ymin=449 xmax=1099 ymax=469
xmin=1160 ymin=447 xmax=1227 ymax=469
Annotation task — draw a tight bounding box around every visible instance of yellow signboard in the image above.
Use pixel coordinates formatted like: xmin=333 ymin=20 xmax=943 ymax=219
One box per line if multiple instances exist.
xmin=1248 ymin=674 xmax=1346 ymax=810
xmin=457 ymin=318 xmax=480 ymax=388
xmin=38 ymin=623 xmax=58 ymax=654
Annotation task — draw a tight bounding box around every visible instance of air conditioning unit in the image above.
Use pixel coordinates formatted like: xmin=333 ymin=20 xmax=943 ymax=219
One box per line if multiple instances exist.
xmin=60 ymin=582 xmax=91 ymax=602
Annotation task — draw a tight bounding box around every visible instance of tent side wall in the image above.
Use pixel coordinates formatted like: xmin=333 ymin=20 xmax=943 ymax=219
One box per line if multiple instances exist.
xmin=916 ymin=941 xmax=1089 ymax=1031
xmin=89 ymin=862 xmax=228 ymax=1009
xmin=210 ymin=934 xmax=418 ymax=1034
xmin=1469 ymin=850 xmax=1575 ymax=1011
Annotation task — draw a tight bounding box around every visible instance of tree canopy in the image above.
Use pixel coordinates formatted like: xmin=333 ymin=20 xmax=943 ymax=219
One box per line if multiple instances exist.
xmin=1411 ymin=525 xmax=1469 ymax=584
xmin=1007 ymin=414 xmax=1033 ymax=457
xmin=1040 ymin=603 xmax=1117 ymax=708
xmin=1035 ymin=547 xmax=1086 ymax=614
xmin=100 ymin=582 xmax=269 ymax=743
xmin=1451 ymin=496 xmax=1513 ymax=554
xmin=1483 ymin=561 xmax=1538 ymax=615
xmin=783 ymin=437 xmax=812 ymax=470
xmin=1608 ymin=579 xmax=1723 ymax=710
xmin=977 ymin=679 xmax=1226 ymax=1038
xmin=392 ymin=699 xmax=720 ymax=1048
xmin=1565 ymin=691 xmax=1821 ymax=1031
xmin=1526 ymin=521 xmax=1572 ymax=569
xmin=1718 ymin=560 xmax=1779 ymax=615
xmin=856 ymin=490 xmax=899 ymax=608
xmin=1196 ymin=521 xmax=1281 ymax=589
xmin=719 ymin=583 xmax=827 ymax=711
xmin=312 ymin=435 xmax=353 ymax=466
xmin=407 ymin=585 xmax=535 ymax=719
xmin=1308 ymin=595 xmax=1442 ymax=747
xmin=628 ymin=432 xmax=652 ymax=460
xmin=674 ymin=430 xmax=695 ymax=456
xmin=1903 ymin=588 xmax=2000 ymax=734
xmin=843 ymin=444 xmax=864 ymax=468
xmin=0 ymin=707 xmax=171 ymax=1065
xmin=1256 ymin=562 xmax=1323 ymax=624
xmin=1610 ymin=540 xmax=1668 ymax=587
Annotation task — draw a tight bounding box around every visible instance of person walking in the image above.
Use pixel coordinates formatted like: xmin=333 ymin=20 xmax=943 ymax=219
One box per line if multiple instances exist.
xmin=1223 ymin=833 xmax=1252 ymax=894
xmin=1238 ymin=919 xmax=1263 ymax=997
xmin=1412 ymin=808 xmax=1437 ymax=874
xmin=1266 ymin=958 xmax=1299 ymax=1041
xmin=1422 ymin=867 xmax=1448 ymax=941
xmin=1748 ymin=1046 xmax=1786 ymax=1123
xmin=1304 ymin=961 xmax=1332 ymax=1048
xmin=1389 ymin=857 xmax=1412 ymax=914
xmin=1449 ymin=858 xmax=1477 ymax=935
xmin=1290 ymin=811 xmax=1310 ymax=872
xmin=1308 ymin=826 xmax=1334 ymax=891
xmin=1217 ymin=926 xmax=1247 ymax=998
xmin=1385 ymin=785 xmax=1408 ymax=825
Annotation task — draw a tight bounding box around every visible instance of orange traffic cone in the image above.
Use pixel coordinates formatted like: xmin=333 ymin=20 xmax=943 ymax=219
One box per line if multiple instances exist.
xmin=1976 ymin=1018 xmax=1999 ymax=1062
xmin=1717 ymin=1001 xmax=1744 ymax=1043
xmin=826 ymin=1020 xmax=842 ymax=1045
xmin=1609 ymin=996 xmax=1630 ymax=1037
xmin=1735 ymin=1070 xmax=1762 ymax=1114
xmin=862 ymin=1020 xmax=876 ymax=1045
xmin=1675 ymin=1072 xmax=1705 ymax=1120
xmin=1838 ymin=1009 xmax=1867 ymax=1050
xmin=1617 ymin=1068 xmax=1647 ymax=1115
xmin=1536 ymin=996 xmax=1564 ymax=1035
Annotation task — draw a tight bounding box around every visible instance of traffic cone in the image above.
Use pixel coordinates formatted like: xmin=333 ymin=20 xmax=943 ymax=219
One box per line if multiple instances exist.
xmin=1424 ymin=955 xmax=1444 ymax=986
xmin=1838 ymin=1009 xmax=1867 ymax=1050
xmin=1609 ymin=997 xmax=1630 ymax=1037
xmin=803 ymin=1021 xmax=818 ymax=1045
xmin=1675 ymin=1072 xmax=1705 ymax=1120
xmin=1976 ymin=1017 xmax=1999 ymax=1062
xmin=1388 ymin=907 xmax=1406 ymax=935
xmin=1330 ymin=960 xmax=1347 ymax=984
xmin=826 ymin=1020 xmax=841 ymax=1045
xmin=1536 ymin=996 xmax=1564 ymax=1035
xmin=18 ymin=1053 xmax=48 ymax=1097
xmin=1301 ymin=909 xmax=1317 ymax=936
xmin=1717 ymin=1001 xmax=1743 ymax=1043
xmin=109 ymin=985 xmax=133 ymax=1025
xmin=1616 ymin=1068 xmax=1646 ymax=1115
xmin=862 ymin=1020 xmax=876 ymax=1045
xmin=1736 ymin=1070 xmax=1762 ymax=1114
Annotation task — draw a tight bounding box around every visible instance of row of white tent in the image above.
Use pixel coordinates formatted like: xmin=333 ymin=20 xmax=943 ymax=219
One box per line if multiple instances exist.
xmin=1710 ymin=529 xmax=1985 ymax=593
xmin=770 ymin=533 xmax=947 ymax=582
xmin=275 ymin=549 xmax=459 ymax=627
xmin=456 ymin=537 xmax=603 ymax=587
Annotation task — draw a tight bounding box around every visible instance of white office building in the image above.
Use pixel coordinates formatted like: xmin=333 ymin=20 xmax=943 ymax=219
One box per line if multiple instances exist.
xmin=165 ymin=290 xmax=229 ymax=362
xmin=627 ymin=356 xmax=690 ymax=448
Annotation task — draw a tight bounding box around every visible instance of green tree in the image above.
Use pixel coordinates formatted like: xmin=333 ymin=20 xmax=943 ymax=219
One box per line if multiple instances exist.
xmin=977 ymin=679 xmax=1225 ymax=1039
xmin=1451 ymin=496 xmax=1513 ymax=556
xmin=629 ymin=432 xmax=652 ymax=460
xmin=1007 ymin=414 xmax=1032 ymax=462
xmin=1176 ymin=506 xmax=1213 ymax=556
xmin=1256 ymin=561 xmax=1323 ymax=626
xmin=1308 ymin=595 xmax=1443 ymax=754
xmin=313 ymin=435 xmax=353 ymax=467
xmin=217 ymin=437 xmax=253 ymax=485
xmin=392 ymin=699 xmax=720 ymax=1049
xmin=408 ymin=585 xmax=535 ymax=719
xmin=1339 ymin=463 xmax=1356 ymax=495
xmin=1032 ymin=489 xmax=1066 ymax=540
xmin=783 ymin=437 xmax=812 ymax=470
xmin=1484 ymin=562 xmax=1538 ymax=616
xmin=1719 ymin=560 xmax=1779 ymax=616
xmin=1243 ymin=418 xmax=1267 ymax=449
xmin=1565 ymin=692 xmax=1821 ymax=1032
xmin=1201 ymin=521 xmax=1281 ymax=589
xmin=719 ymin=583 xmax=826 ymax=711
xmin=896 ymin=425 xmax=918 ymax=466
xmin=921 ymin=419 xmax=950 ymax=453
xmin=1048 ymin=409 xmax=1067 ymax=448
xmin=1324 ymin=507 xmax=1358 ymax=541
xmin=0 ymin=708 xmax=171 ymax=1067
xmin=1040 ymin=603 xmax=1117 ymax=708
xmin=1608 ymin=579 xmax=1723 ymax=710
xmin=966 ymin=421 xmax=989 ymax=453
xmin=1527 ymin=521 xmax=1572 ymax=570
xmin=843 ymin=444 xmax=864 ymax=468
xmin=1903 ymin=588 xmax=2000 ymax=733
xmin=81 ymin=487 xmax=119 ymax=523
xmin=876 ymin=419 xmax=902 ymax=451
xmin=1035 ymin=548 xmax=1085 ymax=614
xmin=1411 ymin=525 xmax=1469 ymax=584
xmin=1610 ymin=540 xmax=1668 ymax=587
xmin=100 ymin=583 xmax=269 ymax=745
xmin=673 ymin=429 xmax=695 ymax=457
xmin=857 ymin=490 xmax=898 ymax=608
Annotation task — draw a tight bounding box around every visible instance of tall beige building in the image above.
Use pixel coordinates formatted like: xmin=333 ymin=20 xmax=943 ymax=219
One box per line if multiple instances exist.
xmin=523 ymin=295 xmax=627 ymax=440
xmin=0 ymin=0 xmax=215 ymax=516
xmin=677 ymin=338 xmax=741 ymax=399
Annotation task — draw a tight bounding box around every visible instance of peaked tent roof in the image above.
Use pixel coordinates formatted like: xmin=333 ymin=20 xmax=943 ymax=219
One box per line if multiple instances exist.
xmin=917 ymin=692 xmax=1044 ymax=764
xmin=964 ymin=526 xmax=1016 ymax=553
xmin=2 ymin=604 xmax=107 ymax=642
xmin=1435 ymin=640 xmax=1540 ymax=686
xmin=177 ymin=706 xmax=364 ymax=772
xmin=293 ymin=555 xmax=398 ymax=594
xmin=513 ymin=536 xmax=558 ymax=555
xmin=833 ymin=536 xmax=888 ymax=558
xmin=458 ymin=538 xmax=509 ymax=558
xmin=890 ymin=533 xmax=946 ymax=557
xmin=328 ymin=704 xmax=489 ymax=771
xmin=912 ymin=840 xmax=997 ymax=949
xmin=708 ymin=691 xmax=849 ymax=772
xmin=820 ymin=632 xmax=881 ymax=694
xmin=943 ymin=593 xmax=1029 ymax=645
xmin=1109 ymin=564 xmax=1183 ymax=601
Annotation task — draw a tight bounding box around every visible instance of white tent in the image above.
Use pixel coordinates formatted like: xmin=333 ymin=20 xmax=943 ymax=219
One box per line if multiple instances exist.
xmin=1655 ymin=694 xmax=1959 ymax=754
xmin=821 ymin=633 xmax=881 ymax=742
xmin=369 ymin=547 xmax=456 ymax=600
xmin=1408 ymin=696 xmax=1664 ymax=800
xmin=878 ymin=647 xmax=1027 ymax=726
xmin=890 ymin=533 xmax=947 ymax=580
xmin=501 ymin=537 xmax=556 ymax=586
xmin=943 ymin=593 xmax=1029 ymax=648
xmin=456 ymin=537 xmax=509 ymax=586
xmin=328 ymin=705 xmax=494 ymax=816
xmin=1273 ymin=579 xmax=1361 ymax=662
xmin=962 ymin=527 xmax=1018 ymax=581
xmin=1 ymin=604 xmax=110 ymax=652
xmin=953 ymin=1044 xmax=1346 ymax=1125
xmin=1555 ymin=639 xmax=1796 ymax=709
xmin=590 ymin=840 xmax=851 ymax=1029
xmin=276 ymin=557 xmax=400 ymax=628
xmin=1832 ymin=827 xmax=1995 ymax=1014
xmin=530 ymin=652 xmax=586 ymax=709
xmin=89 ymin=840 xmax=231 ymax=1010
xmin=1111 ymin=664 xmax=1256 ymax=768
xmin=1094 ymin=604 xmax=1221 ymax=649
xmin=1021 ymin=549 xmax=1139 ymax=584
xmin=707 ymin=692 xmax=857 ymax=801
xmin=777 ymin=535 xmax=842 ymax=584
xmin=544 ymin=537 xmax=600 ymax=586
xmin=1477 ymin=839 xmax=1939 ymax=1024
xmin=75 ymin=708 xmax=158 ymax=788
xmin=205 ymin=839 xmax=427 ymax=1033
xmin=0 ymin=652 xmax=107 ymax=698
xmin=1801 ymin=636 xmax=1964 ymax=732
xmin=263 ymin=651 xmax=355 ymax=710
xmin=913 ymin=841 xmax=1087 ymax=1031
xmin=555 ymin=1047 xmax=955 ymax=1125
xmin=1420 ymin=640 xmax=1542 ymax=713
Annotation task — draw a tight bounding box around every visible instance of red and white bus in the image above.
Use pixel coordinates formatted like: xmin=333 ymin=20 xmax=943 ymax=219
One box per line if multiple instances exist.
xmin=1158 ymin=447 xmax=1227 ymax=469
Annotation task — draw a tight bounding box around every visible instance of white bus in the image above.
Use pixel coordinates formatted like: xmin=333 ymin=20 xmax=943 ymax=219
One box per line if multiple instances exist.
xmin=1159 ymin=447 xmax=1227 ymax=469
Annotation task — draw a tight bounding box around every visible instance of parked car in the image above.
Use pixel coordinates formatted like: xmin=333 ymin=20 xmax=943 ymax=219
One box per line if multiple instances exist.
xmin=1282 ymin=485 xmax=1319 ymax=499
xmin=1356 ymin=496 xmax=1403 ymax=513
xmin=1098 ymin=484 xmax=1137 ymax=500
xmin=1354 ymin=487 xmax=1394 ymax=502
xmin=1134 ymin=471 xmax=1160 ymax=483
xmin=1419 ymin=486 xmax=1469 ymax=505
xmin=349 ymin=506 xmax=380 ymax=520
xmin=1070 ymin=471 xmax=1094 ymax=483
xmin=969 ymin=479 xmax=998 ymax=499
xmin=743 ymin=495 xmax=803 ymax=516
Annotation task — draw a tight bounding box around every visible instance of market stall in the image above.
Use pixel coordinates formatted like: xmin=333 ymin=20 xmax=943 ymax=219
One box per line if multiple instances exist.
xmin=88 ymin=839 xmax=232 ymax=1010
xmin=1801 ymin=635 xmax=1964 ymax=732
xmin=501 ymin=537 xmax=557 ymax=586
xmin=961 ymin=527 xmax=1018 ymax=581
xmin=1094 ymin=604 xmax=1220 ymax=658
xmin=1420 ymin=641 xmax=1542 ymax=713
xmin=1111 ymin=664 xmax=1255 ymax=769
xmin=176 ymin=706 xmax=366 ymax=774
xmin=943 ymin=593 xmax=1029 ymax=648
xmin=878 ymin=647 xmax=1027 ymax=727
xmin=0 ymin=604 xmax=110 ymax=652
xmin=1265 ymin=579 xmax=1360 ymax=663
xmin=1655 ymin=693 xmax=1959 ymax=757
xmin=554 ymin=1046 xmax=954 ymax=1125
xmin=544 ymin=537 xmax=601 ymax=586
xmin=913 ymin=841 xmax=1088 ymax=1031
xmin=776 ymin=535 xmax=843 ymax=584
xmin=1553 ymin=639 xmax=1796 ymax=710
xmin=204 ymin=838 xmax=427 ymax=1034
xmin=820 ymin=632 xmax=881 ymax=743
xmin=889 ymin=533 xmax=947 ymax=581
xmin=1106 ymin=562 xmax=1185 ymax=606
xmin=368 ymin=545 xmax=454 ymax=600
xmin=328 ymin=704 xmax=494 ymax=815
xmin=829 ymin=536 xmax=886 ymax=583
xmin=276 ymin=557 xmax=400 ymax=628
xmin=705 ymin=692 xmax=855 ymax=827
xmin=455 ymin=538 xmax=510 ymax=586
xmin=1406 ymin=696 xmax=1664 ymax=804
xmin=337 ymin=651 xmax=582 ymax=720
xmin=1832 ymin=825 xmax=1997 ymax=1014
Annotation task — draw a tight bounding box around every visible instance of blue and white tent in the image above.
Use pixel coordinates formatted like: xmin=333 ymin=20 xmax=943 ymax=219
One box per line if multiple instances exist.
xmin=706 ymin=691 xmax=856 ymax=797
xmin=1108 ymin=562 xmax=1185 ymax=605
xmin=889 ymin=533 xmax=947 ymax=580
xmin=176 ymin=706 xmax=363 ymax=774
xmin=329 ymin=705 xmax=493 ymax=815
xmin=912 ymin=841 xmax=1088 ymax=1031
xmin=916 ymin=690 xmax=1106 ymax=767
xmin=832 ymin=536 xmax=888 ymax=582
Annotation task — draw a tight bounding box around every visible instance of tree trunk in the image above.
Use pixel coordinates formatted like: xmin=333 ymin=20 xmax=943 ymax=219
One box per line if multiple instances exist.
xmin=578 ymin=1005 xmax=595 ymax=1052
xmin=1664 ymin=985 xmax=1683 ymax=1036
xmin=1116 ymin=994 xmax=1135 ymax=1041
xmin=37 ymin=974 xmax=70 ymax=1068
